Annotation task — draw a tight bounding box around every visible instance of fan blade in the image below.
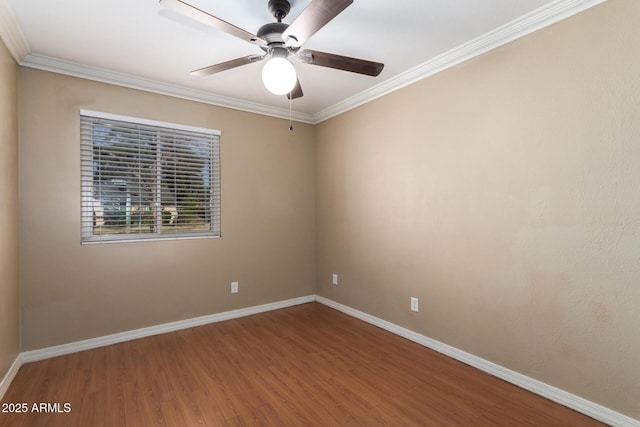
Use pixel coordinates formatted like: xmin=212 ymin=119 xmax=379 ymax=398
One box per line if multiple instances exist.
xmin=160 ymin=0 xmax=266 ymax=47
xmin=298 ymin=50 xmax=384 ymax=76
xmin=287 ymin=78 xmax=304 ymax=99
xmin=282 ymin=0 xmax=353 ymax=48
xmin=191 ymin=55 xmax=265 ymax=76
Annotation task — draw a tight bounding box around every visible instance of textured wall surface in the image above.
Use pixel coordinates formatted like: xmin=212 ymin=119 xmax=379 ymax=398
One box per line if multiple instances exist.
xmin=0 ymin=38 xmax=19 ymax=381
xmin=11 ymin=0 xmax=640 ymax=421
xmin=316 ymin=0 xmax=639 ymax=419
xmin=18 ymin=69 xmax=316 ymax=350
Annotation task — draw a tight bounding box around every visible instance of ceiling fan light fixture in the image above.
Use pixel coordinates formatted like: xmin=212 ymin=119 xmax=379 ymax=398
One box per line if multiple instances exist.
xmin=171 ymin=0 xmax=383 ymax=100
xmin=262 ymin=48 xmax=297 ymax=95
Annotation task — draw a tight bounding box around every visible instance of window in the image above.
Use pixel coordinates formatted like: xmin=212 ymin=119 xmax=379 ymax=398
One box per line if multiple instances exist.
xmin=80 ymin=110 xmax=220 ymax=243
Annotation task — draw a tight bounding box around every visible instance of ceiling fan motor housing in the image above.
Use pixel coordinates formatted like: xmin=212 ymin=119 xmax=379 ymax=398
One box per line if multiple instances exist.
xmin=259 ymin=0 xmax=292 ymax=48
xmin=257 ymin=22 xmax=289 ymax=46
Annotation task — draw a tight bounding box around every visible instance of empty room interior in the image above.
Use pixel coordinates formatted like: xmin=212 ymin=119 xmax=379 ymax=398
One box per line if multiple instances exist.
xmin=1 ymin=0 xmax=639 ymax=425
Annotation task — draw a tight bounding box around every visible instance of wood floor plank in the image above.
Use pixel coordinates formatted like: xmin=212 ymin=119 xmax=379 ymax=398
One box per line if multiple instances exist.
xmin=1 ymin=302 xmax=606 ymax=426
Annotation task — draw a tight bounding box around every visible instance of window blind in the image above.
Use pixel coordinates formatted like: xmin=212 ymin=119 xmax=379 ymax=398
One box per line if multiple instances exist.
xmin=80 ymin=110 xmax=220 ymax=243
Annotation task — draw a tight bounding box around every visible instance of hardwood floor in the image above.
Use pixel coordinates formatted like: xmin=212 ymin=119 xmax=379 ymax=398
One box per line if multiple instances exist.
xmin=1 ymin=302 xmax=604 ymax=426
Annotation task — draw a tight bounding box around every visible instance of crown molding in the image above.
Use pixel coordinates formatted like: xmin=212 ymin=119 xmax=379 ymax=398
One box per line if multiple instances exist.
xmin=312 ymin=0 xmax=607 ymax=123
xmin=8 ymin=0 xmax=605 ymax=125
xmin=20 ymin=53 xmax=316 ymax=124
xmin=0 ymin=0 xmax=30 ymax=62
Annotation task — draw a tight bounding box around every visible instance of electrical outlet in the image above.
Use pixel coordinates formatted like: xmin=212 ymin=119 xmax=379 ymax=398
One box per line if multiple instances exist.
xmin=231 ymin=281 xmax=238 ymax=294
xmin=411 ymin=297 xmax=419 ymax=312
xmin=332 ymin=273 xmax=338 ymax=285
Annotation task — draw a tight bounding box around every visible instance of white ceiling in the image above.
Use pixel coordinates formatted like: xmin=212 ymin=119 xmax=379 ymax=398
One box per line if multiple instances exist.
xmin=1 ymin=0 xmax=603 ymax=123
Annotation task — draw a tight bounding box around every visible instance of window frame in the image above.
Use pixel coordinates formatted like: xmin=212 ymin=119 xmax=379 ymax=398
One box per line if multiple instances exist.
xmin=80 ymin=109 xmax=221 ymax=244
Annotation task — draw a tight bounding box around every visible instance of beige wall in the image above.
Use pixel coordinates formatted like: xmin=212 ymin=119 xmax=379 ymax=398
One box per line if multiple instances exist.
xmin=0 ymin=38 xmax=20 ymax=380
xmin=316 ymin=0 xmax=639 ymax=419
xmin=18 ymin=69 xmax=316 ymax=350
xmin=11 ymin=0 xmax=640 ymax=420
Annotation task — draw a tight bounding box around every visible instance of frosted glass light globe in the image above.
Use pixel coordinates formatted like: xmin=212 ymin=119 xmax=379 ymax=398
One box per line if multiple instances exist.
xmin=262 ymin=56 xmax=297 ymax=95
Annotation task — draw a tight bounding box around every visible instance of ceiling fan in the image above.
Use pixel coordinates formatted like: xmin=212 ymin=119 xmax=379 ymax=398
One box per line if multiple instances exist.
xmin=159 ymin=0 xmax=384 ymax=99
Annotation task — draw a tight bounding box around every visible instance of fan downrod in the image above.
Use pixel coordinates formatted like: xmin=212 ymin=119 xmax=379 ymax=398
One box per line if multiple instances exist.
xmin=268 ymin=0 xmax=291 ymax=22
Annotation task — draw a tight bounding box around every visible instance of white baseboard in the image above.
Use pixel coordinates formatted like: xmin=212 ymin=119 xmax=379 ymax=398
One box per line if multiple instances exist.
xmin=11 ymin=294 xmax=638 ymax=426
xmin=21 ymin=295 xmax=315 ymax=363
xmin=315 ymin=295 xmax=639 ymax=427
xmin=0 ymin=354 xmax=23 ymax=401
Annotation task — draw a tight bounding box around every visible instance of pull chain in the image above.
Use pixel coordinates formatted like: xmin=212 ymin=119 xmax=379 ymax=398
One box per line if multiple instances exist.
xmin=288 ymin=92 xmax=294 ymax=131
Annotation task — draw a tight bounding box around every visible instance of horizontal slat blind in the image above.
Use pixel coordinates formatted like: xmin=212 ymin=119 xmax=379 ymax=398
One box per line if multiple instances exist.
xmin=80 ymin=111 xmax=220 ymax=243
